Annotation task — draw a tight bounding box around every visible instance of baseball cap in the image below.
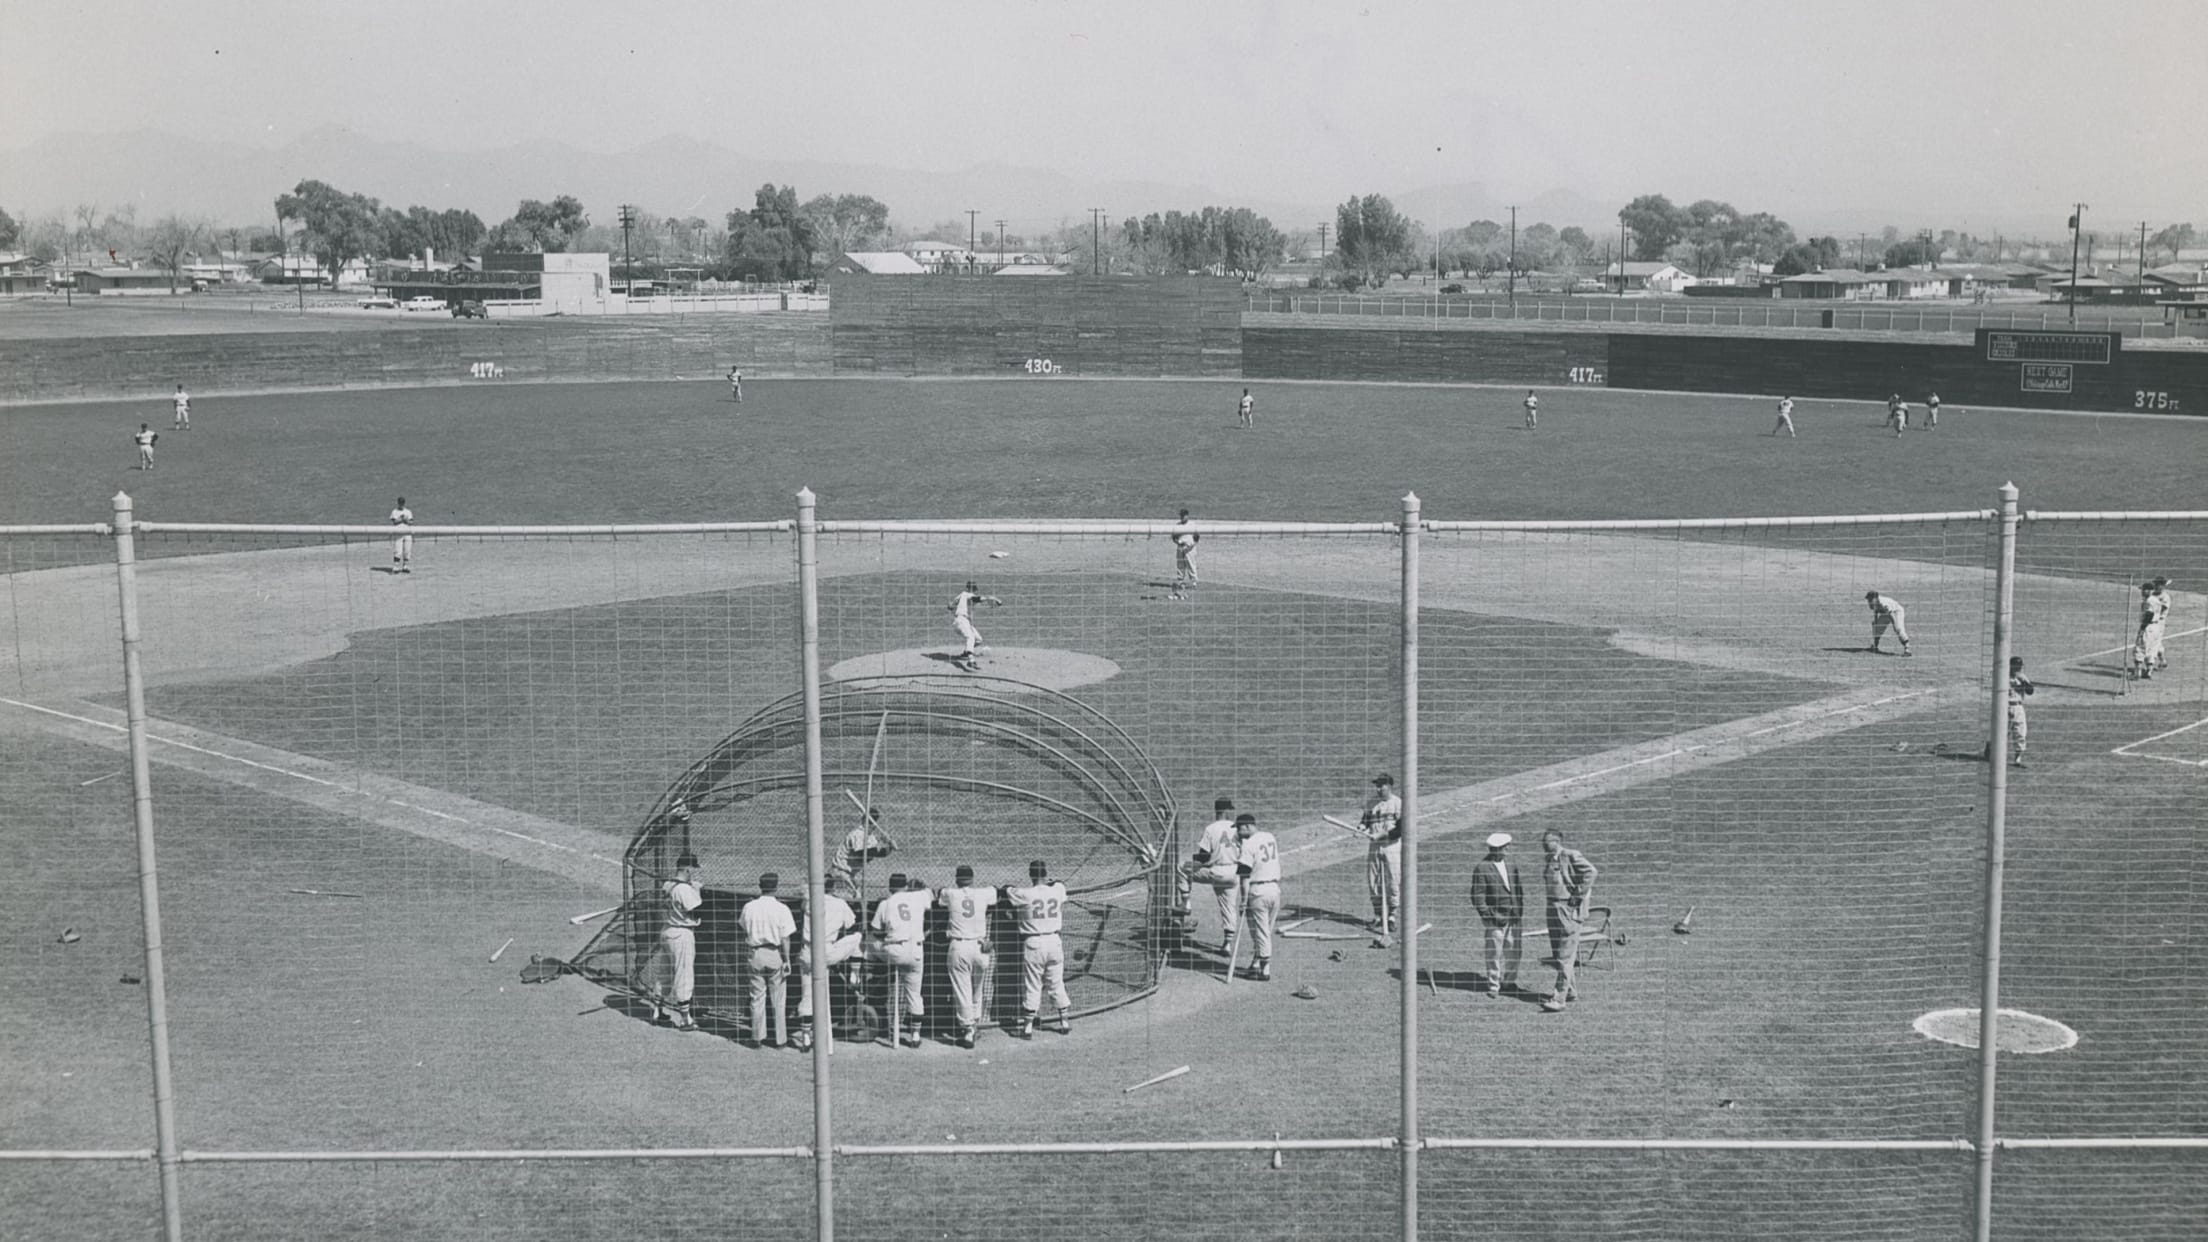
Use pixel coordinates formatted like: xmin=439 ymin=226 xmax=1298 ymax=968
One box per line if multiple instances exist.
xmin=758 ymin=872 xmax=780 ymax=892
xmin=1485 ymin=832 xmax=1513 ymax=849
xmin=1233 ymin=813 xmax=1257 ymax=826
xmin=1214 ymin=797 xmax=1235 ymax=813
xmin=955 ymin=865 xmax=975 ymax=883
xmin=676 ymin=852 xmax=701 ymax=869
xmin=1372 ymin=773 xmax=1393 ymax=786
xmin=886 ymin=872 xmax=908 ymax=891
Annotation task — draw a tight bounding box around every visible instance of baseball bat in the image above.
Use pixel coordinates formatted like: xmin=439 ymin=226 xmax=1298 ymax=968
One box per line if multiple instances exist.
xmin=843 ymin=787 xmax=900 ymax=852
xmin=1282 ymin=931 xmax=1363 ymax=941
xmin=1321 ymin=813 xmax=1375 ymax=840
xmin=569 ymin=905 xmax=620 ymax=925
xmin=489 ymin=938 xmax=515 ymax=963
xmin=289 ymin=888 xmax=363 ymax=899
xmin=1277 ymin=917 xmax=1315 ymax=933
xmin=1222 ymin=879 xmax=1246 ymax=985
xmin=1123 ymin=1065 xmax=1191 ymax=1094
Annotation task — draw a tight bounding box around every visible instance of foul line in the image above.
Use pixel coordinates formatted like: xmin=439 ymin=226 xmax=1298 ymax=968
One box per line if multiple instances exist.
xmin=1 ymin=696 xmax=626 ymax=890
xmin=2111 ymin=716 xmax=2208 ymax=768
xmin=2075 ymin=623 xmax=2207 ymax=662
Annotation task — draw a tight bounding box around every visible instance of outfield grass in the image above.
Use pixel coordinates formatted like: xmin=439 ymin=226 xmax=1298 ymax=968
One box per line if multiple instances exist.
xmin=3 ymin=376 xmax=2204 ymax=1240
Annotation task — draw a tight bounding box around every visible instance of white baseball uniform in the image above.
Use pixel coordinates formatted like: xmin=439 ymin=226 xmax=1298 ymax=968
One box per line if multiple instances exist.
xmin=949 ymin=589 xmax=992 ymax=660
xmin=389 ymin=505 xmax=415 ymax=571
xmin=1235 ymin=829 xmax=1282 ymax=971
xmin=134 ymin=427 xmax=158 ymax=470
xmin=654 ymin=873 xmax=703 ymax=1024
xmin=1172 ymin=520 xmax=1200 ymax=588
xmin=1237 ymin=391 xmax=1254 ymax=426
xmin=1183 ymin=815 xmax=1241 ymax=942
xmin=1867 ymin=593 xmax=1910 ymax=652
xmin=1004 ymin=879 xmax=1072 ymax=1018
xmin=1523 ymin=392 xmax=1538 ymax=428
xmin=738 ymin=892 xmax=797 ymax=1045
xmin=871 ymin=885 xmax=934 ymax=1024
xmin=941 ymin=883 xmax=998 ymax=1028
xmin=172 ymin=388 xmax=190 ymax=429
xmin=2134 ymin=587 xmax=2171 ymax=674
xmin=1363 ymin=788 xmax=1404 ymax=937
xmin=1773 ymin=397 xmax=1795 ymax=437
xmin=2006 ymin=669 xmax=2034 ymax=760
xmin=797 ymin=891 xmax=860 ymax=1021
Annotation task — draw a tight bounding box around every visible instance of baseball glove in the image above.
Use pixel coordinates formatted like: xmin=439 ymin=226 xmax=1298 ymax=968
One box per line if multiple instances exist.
xmin=518 ymin=955 xmax=571 ymax=984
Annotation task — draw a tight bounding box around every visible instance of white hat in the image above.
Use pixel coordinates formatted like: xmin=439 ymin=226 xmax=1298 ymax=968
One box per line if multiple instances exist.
xmin=1484 ymin=832 xmax=1513 ymax=849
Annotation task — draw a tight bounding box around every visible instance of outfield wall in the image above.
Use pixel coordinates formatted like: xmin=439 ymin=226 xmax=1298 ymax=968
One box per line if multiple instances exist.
xmin=0 ymin=313 xmax=831 ymax=404
xmin=828 ymin=275 xmax=1243 ymax=377
xmin=1242 ymin=320 xmax=2208 ymax=415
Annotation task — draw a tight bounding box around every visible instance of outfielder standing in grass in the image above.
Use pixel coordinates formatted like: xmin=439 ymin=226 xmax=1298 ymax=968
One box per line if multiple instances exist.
xmin=1887 ymin=393 xmax=1907 ymax=436
xmin=1925 ymin=391 xmax=1941 ymax=429
xmin=1523 ymin=390 xmax=1539 ymax=430
xmin=727 ymin=366 xmax=743 ymax=403
xmin=1469 ymin=832 xmax=1524 ymax=999
xmin=171 ymin=383 xmax=191 ymax=430
xmin=739 ymin=873 xmax=797 ymax=1048
xmin=2132 ymin=577 xmax=2172 ymax=679
xmin=1237 ymin=387 xmax=1254 ymax=429
xmin=1865 ymin=590 xmax=1912 ymax=656
xmin=948 ymin=581 xmax=1002 ymax=672
xmin=651 ymin=851 xmax=705 ymax=1031
xmin=942 ymin=864 xmax=998 ymax=1048
xmin=1361 ymin=774 xmax=1404 ymax=948
xmin=1005 ymin=859 xmax=1073 ymax=1038
xmin=1170 ymin=509 xmax=1200 ymax=599
xmin=133 ymin=423 xmax=159 ymax=470
xmin=1539 ymin=830 xmax=1597 ymax=1013
xmin=1232 ymin=813 xmax=1280 ymax=982
xmin=389 ymin=498 xmax=415 ymax=574
xmin=1772 ymin=395 xmax=1796 ymax=438
xmin=2004 ymin=656 xmax=2035 ymax=768
xmin=794 ymin=876 xmax=860 ymax=1052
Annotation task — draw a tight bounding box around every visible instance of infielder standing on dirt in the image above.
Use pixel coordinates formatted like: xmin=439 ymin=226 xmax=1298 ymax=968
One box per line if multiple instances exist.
xmin=942 ymin=864 xmax=998 ymax=1048
xmin=389 ymin=498 xmax=415 ymax=574
xmin=1539 ymin=830 xmax=1597 ymax=1013
xmin=1180 ymin=797 xmax=1241 ymax=953
xmin=2005 ymin=656 xmax=2035 ymax=768
xmin=1361 ymin=774 xmax=1404 ymax=948
xmin=652 ymin=851 xmax=705 ymax=1031
xmin=871 ymin=873 xmax=933 ymax=1047
xmin=2132 ymin=577 xmax=2172 ymax=679
xmin=1005 ymin=859 xmax=1073 ymax=1037
xmin=1865 ymin=590 xmax=1912 ymax=656
xmin=948 ymin=581 xmax=1002 ymax=672
xmin=794 ymin=876 xmax=860 ymax=1052
xmin=738 ymin=873 xmax=797 ymax=1048
xmin=1170 ymin=509 xmax=1200 ymax=599
xmin=1232 ymin=813 xmax=1280 ymax=982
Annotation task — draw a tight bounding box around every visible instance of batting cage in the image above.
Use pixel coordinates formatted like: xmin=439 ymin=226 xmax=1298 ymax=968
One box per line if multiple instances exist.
xmin=569 ymin=674 xmax=1180 ymax=1030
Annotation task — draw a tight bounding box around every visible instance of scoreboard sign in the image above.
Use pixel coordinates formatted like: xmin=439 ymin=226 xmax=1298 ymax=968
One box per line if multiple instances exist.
xmin=2020 ymin=363 xmax=2074 ymax=393
xmin=1978 ymin=328 xmax=2117 ymax=365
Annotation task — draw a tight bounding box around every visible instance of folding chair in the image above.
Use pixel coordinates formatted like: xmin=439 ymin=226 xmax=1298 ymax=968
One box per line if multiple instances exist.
xmin=1573 ymin=906 xmax=1622 ymax=971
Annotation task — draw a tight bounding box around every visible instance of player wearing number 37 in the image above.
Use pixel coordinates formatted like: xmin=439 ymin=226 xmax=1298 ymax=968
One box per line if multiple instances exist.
xmin=1004 ymin=860 xmax=1073 ymax=1038
xmin=1232 ymin=814 xmax=1281 ymax=982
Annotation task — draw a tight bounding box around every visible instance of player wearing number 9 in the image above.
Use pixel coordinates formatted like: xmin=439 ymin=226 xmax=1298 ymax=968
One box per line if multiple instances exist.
xmin=1004 ymin=859 xmax=1073 ymax=1037
xmin=942 ymin=864 xmax=999 ymax=1048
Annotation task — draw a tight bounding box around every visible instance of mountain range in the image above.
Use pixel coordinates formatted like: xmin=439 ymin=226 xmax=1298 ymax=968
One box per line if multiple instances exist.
xmin=2 ymin=127 xmax=2089 ymax=245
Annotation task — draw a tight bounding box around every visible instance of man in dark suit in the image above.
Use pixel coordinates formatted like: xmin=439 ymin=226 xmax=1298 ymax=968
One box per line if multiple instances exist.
xmin=1468 ymin=832 xmax=1524 ymax=999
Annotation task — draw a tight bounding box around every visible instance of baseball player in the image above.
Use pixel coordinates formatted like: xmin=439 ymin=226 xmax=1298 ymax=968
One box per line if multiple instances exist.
xmin=1231 ymin=814 xmax=1281 ymax=982
xmin=794 ymin=875 xmax=860 ymax=1051
xmin=1468 ymin=832 xmax=1524 ymax=998
xmin=1538 ymin=829 xmax=1598 ymax=1013
xmin=2132 ymin=577 xmax=2173 ymax=679
xmin=831 ymin=806 xmax=896 ymax=903
xmin=947 ymin=581 xmax=1002 ymax=672
xmin=1237 ymin=387 xmax=1254 ymax=429
xmin=1360 ymin=774 xmax=1404 ymax=947
xmin=1170 ymin=509 xmax=1200 ymax=599
xmin=1925 ymin=391 xmax=1940 ymax=429
xmin=1523 ymin=390 xmax=1539 ymax=430
xmin=1179 ymin=797 xmax=1242 ymax=953
xmin=738 ymin=873 xmax=797 ymax=1048
xmin=1772 ymin=395 xmax=1796 ymax=438
xmin=2005 ymin=656 xmax=2035 ymax=768
xmin=870 ymin=873 xmax=933 ymax=1047
xmin=650 ymin=851 xmax=705 ymax=1031
xmin=1887 ymin=394 xmax=1908 ymax=437
xmin=728 ymin=366 xmax=743 ymax=403
xmin=941 ymin=864 xmax=998 ymax=1048
xmin=1004 ymin=859 xmax=1073 ymax=1037
xmin=1865 ymin=591 xmax=1912 ymax=656
xmin=389 ymin=498 xmax=415 ymax=574
xmin=133 ymin=424 xmax=158 ymax=471
xmin=171 ymin=384 xmax=190 ymax=430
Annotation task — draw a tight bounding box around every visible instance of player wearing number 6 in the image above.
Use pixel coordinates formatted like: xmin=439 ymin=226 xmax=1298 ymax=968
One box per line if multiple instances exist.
xmin=942 ymin=865 xmax=998 ymax=1048
xmin=1004 ymin=859 xmax=1073 ymax=1037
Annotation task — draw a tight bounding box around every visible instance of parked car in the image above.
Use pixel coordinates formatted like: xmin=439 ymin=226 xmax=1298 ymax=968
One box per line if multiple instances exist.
xmin=401 ymin=295 xmax=447 ymax=313
xmin=450 ymin=300 xmax=489 ymax=319
xmin=357 ymin=295 xmax=399 ymax=310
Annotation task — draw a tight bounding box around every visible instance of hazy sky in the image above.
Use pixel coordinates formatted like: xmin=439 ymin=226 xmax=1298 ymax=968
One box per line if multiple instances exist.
xmin=4 ymin=0 xmax=2200 ymax=219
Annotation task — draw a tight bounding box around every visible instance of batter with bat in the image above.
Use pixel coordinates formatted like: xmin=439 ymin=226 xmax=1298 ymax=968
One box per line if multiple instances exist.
xmin=648 ymin=851 xmax=705 ymax=1031
xmin=832 ymin=796 xmax=897 ymax=904
xmin=1360 ymin=774 xmax=1404 ymax=948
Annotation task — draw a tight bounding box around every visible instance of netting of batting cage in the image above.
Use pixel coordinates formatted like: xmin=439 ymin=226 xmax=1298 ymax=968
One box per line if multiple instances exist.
xmin=572 ymin=673 xmax=1181 ymax=1023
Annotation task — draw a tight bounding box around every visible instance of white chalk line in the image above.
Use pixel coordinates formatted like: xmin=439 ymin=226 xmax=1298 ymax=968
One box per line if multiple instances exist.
xmin=2 ymin=695 xmax=625 ymax=876
xmin=2075 ymin=623 xmax=2206 ymax=662
xmin=2111 ymin=715 xmax=2208 ymax=766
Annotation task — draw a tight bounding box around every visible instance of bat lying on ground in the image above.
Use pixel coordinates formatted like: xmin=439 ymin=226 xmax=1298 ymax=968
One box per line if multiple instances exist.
xmin=1321 ymin=813 xmax=1377 ymax=840
xmin=1123 ymin=1065 xmax=1191 ymax=1094
xmin=489 ymin=938 xmax=515 ymax=963
xmin=1282 ymin=931 xmax=1363 ymax=941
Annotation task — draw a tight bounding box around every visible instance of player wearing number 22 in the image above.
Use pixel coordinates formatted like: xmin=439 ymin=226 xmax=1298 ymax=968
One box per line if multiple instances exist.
xmin=1232 ymin=814 xmax=1281 ymax=981
xmin=1004 ymin=860 xmax=1074 ymax=1037
xmin=942 ymin=865 xmax=998 ymax=1048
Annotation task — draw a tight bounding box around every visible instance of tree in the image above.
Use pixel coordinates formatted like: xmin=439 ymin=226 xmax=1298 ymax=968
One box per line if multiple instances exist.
xmin=722 ymin=184 xmax=818 ymax=281
xmin=1558 ymin=226 xmax=1593 ymax=265
xmin=275 ymin=180 xmax=379 ymax=284
xmin=800 ymin=193 xmax=891 ymax=261
xmin=2150 ymin=222 xmax=2196 ymax=263
xmin=22 ymin=212 xmax=67 ymax=263
xmin=1882 ymin=239 xmax=1938 ymax=268
xmin=146 ymin=214 xmax=204 ymax=292
xmin=1518 ymin=222 xmax=1561 ymax=272
xmin=491 ymin=195 xmax=589 ymax=252
xmin=1618 ymin=194 xmax=1687 ymax=260
xmin=0 ymin=207 xmax=18 ymax=250
xmin=1332 ymin=194 xmax=1415 ymax=285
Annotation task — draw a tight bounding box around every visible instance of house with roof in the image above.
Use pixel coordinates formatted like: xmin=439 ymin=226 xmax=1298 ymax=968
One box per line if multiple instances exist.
xmin=1776 ymin=268 xmax=1878 ymax=300
xmin=73 ymin=266 xmax=185 ymax=295
xmin=2143 ymin=263 xmax=2208 ymax=297
xmin=829 ymin=251 xmax=928 ymax=276
xmin=1604 ymin=260 xmax=1690 ymax=293
xmin=0 ymin=252 xmax=52 ymax=294
xmin=1869 ymin=268 xmax=1948 ymax=300
xmin=902 ymin=239 xmax=976 ymax=272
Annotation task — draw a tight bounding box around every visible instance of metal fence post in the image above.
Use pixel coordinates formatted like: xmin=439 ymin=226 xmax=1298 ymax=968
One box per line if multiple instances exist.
xmin=1399 ymin=492 xmax=1422 ymax=1242
xmin=1974 ymin=482 xmax=2020 ymax=1242
xmin=796 ymin=487 xmax=834 ymax=1241
xmin=111 ymin=492 xmax=185 ymax=1242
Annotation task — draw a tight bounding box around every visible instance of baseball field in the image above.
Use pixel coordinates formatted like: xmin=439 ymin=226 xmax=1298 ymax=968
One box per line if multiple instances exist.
xmin=3 ymin=374 xmax=2205 ymax=1240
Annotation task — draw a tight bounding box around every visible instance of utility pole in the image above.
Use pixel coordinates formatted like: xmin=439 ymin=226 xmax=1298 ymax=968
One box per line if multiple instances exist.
xmin=617 ymin=204 xmax=637 ymax=297
xmin=1317 ymin=222 xmax=1328 ymax=260
xmin=2139 ymin=221 xmax=2148 ymax=280
xmin=1859 ymin=233 xmax=1868 ymax=269
xmin=1507 ymin=206 xmax=1518 ymax=308
xmin=966 ymin=210 xmax=978 ymax=272
xmin=2067 ymin=203 xmax=2086 ymax=324
xmin=996 ymin=220 xmax=1006 ymax=267
xmin=1090 ymin=207 xmax=1103 ymax=275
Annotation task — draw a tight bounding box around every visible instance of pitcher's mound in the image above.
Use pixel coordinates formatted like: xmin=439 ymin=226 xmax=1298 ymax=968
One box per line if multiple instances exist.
xmin=828 ymin=647 xmax=1121 ymax=692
